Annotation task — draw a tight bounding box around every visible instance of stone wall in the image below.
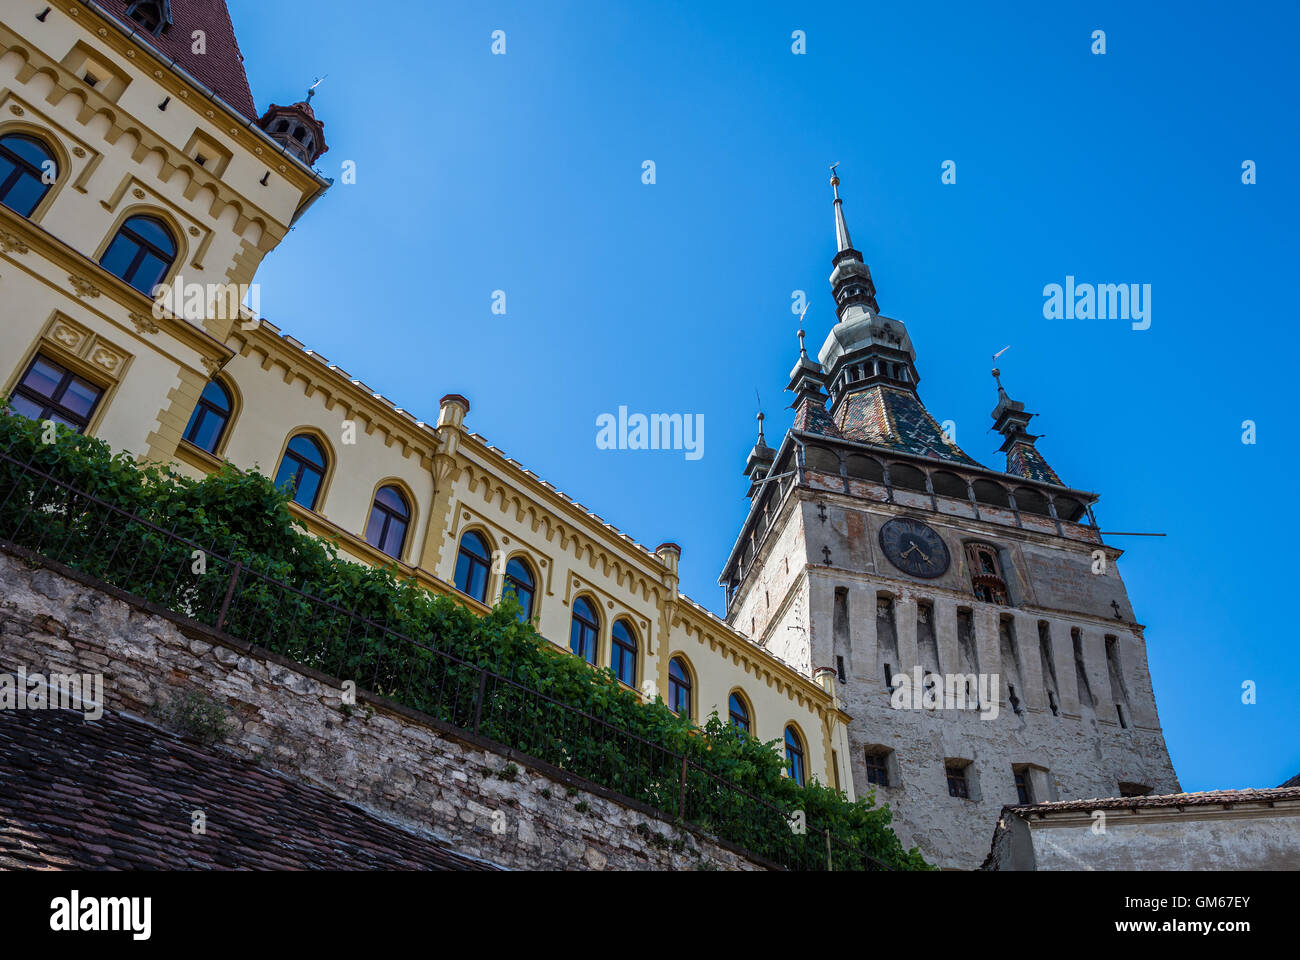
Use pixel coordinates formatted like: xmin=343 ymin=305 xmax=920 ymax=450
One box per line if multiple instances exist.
xmin=984 ymin=794 xmax=1300 ymax=871
xmin=734 ymin=487 xmax=1180 ymax=869
xmin=0 ymin=549 xmax=763 ymax=871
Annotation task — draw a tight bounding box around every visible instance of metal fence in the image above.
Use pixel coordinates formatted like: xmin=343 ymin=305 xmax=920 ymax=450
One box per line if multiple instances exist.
xmin=0 ymin=444 xmax=889 ymax=871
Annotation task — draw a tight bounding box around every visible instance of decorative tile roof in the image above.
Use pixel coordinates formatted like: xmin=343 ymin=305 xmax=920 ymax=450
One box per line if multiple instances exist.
xmin=1006 ymin=439 xmax=1063 ymax=485
xmin=792 ymin=396 xmax=843 ymax=438
xmin=0 ymin=707 xmax=498 ymax=870
xmin=828 ymin=386 xmax=981 ymax=467
xmin=100 ymin=0 xmax=258 ymax=120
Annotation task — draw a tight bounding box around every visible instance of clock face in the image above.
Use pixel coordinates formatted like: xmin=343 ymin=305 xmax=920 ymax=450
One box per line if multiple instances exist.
xmin=879 ymin=517 xmax=950 ymax=579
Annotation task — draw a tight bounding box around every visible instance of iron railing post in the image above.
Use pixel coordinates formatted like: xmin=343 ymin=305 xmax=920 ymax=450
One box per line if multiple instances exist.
xmin=678 ymin=756 xmax=688 ymax=818
xmin=216 ymin=561 xmax=241 ymax=632
xmin=472 ymin=667 xmax=488 ymax=734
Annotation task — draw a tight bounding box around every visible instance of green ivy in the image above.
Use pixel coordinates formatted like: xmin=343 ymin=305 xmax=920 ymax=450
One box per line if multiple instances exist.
xmin=0 ymin=410 xmax=930 ymax=870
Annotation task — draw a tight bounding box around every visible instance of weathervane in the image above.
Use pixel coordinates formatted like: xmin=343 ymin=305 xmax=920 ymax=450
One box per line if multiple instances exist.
xmin=306 ymin=75 xmax=327 ymax=103
xmin=991 ymin=344 xmax=1011 ymax=386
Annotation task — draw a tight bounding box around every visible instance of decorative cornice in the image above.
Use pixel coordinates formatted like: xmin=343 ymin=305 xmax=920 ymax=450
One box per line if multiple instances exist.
xmin=129 ymin=312 xmax=161 ymax=335
xmin=67 ymin=274 xmax=102 ymax=299
xmin=0 ymin=202 xmax=233 ymax=368
xmin=233 ymin=323 xmax=440 ymax=466
xmin=0 ymin=230 xmax=29 ymax=254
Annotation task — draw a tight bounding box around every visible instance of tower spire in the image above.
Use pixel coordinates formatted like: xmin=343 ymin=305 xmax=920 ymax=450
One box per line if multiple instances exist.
xmin=830 ymin=162 xmax=852 ymax=253
xmin=788 ymin=327 xmax=827 ymax=408
xmin=989 ymin=366 xmax=1065 ymax=486
xmin=743 ymin=397 xmax=776 ymax=497
xmin=826 ymin=166 xmax=879 ymax=317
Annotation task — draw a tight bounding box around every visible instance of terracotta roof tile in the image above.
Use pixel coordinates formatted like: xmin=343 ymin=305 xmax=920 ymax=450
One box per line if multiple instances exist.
xmin=99 ymin=0 xmax=258 ymax=120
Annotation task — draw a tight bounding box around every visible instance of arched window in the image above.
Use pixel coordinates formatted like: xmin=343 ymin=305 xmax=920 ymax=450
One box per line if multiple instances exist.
xmin=453 ymin=531 xmax=491 ymax=602
xmin=931 ymin=471 xmax=967 ymax=501
xmin=728 ymin=692 xmax=751 ymax=734
xmin=1054 ymin=496 xmax=1087 ymax=523
xmin=364 ymin=485 xmax=410 ymax=559
xmin=0 ymin=134 xmax=57 ymax=217
xmin=570 ymin=598 xmax=599 ymax=665
xmin=181 ymin=379 xmax=232 ymax=453
xmin=273 ymin=433 xmax=327 ymax=510
xmin=274 ymin=119 xmax=290 ymax=133
xmin=890 ymin=463 xmax=928 ymax=493
xmin=610 ymin=619 xmax=637 ymax=687
xmin=668 ymin=657 xmax=692 ymax=718
xmin=972 ymin=479 xmax=1011 ymax=508
xmin=784 ymin=726 xmax=806 ymax=785
xmin=803 ymin=445 xmax=840 ymax=474
xmin=502 ymin=557 xmax=535 ymax=621
xmin=100 ymin=215 xmax=176 ymax=294
xmin=965 ymin=542 xmax=1009 ymax=605
xmin=1014 ymin=486 xmax=1053 ymax=518
xmin=846 ymin=454 xmax=884 ymax=482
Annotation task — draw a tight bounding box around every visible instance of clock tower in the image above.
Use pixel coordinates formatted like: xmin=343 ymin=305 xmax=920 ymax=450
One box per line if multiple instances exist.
xmin=720 ymin=170 xmax=1179 ymax=868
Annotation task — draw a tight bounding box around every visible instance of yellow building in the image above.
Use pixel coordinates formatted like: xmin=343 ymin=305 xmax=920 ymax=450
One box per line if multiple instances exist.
xmin=0 ymin=0 xmax=853 ymax=794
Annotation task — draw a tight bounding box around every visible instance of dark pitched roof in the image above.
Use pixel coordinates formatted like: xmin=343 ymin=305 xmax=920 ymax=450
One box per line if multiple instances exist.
xmin=0 ymin=708 xmax=498 ymax=870
xmin=826 ymin=385 xmax=981 ymax=467
xmin=1004 ymin=786 xmax=1300 ymax=816
xmin=1280 ymin=772 xmax=1300 ymax=789
xmin=101 ymin=0 xmax=258 ymax=120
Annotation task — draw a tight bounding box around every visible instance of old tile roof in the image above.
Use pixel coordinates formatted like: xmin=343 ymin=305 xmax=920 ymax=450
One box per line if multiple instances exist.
xmin=1005 ymin=439 xmax=1064 ymax=485
xmin=826 ymin=385 xmax=981 ymax=467
xmin=792 ymin=396 xmax=843 ymax=438
xmin=100 ymin=0 xmax=258 ymax=120
xmin=0 ymin=707 xmax=498 ymax=870
xmin=1005 ymin=786 xmax=1300 ymax=815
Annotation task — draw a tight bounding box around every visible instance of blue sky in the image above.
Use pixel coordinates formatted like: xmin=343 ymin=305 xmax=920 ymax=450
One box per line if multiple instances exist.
xmin=228 ymin=1 xmax=1299 ymax=793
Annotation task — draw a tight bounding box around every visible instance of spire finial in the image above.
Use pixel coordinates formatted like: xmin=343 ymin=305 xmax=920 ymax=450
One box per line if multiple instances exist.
xmin=829 ymin=163 xmax=853 ymax=253
xmin=306 ymin=75 xmax=327 ymax=102
xmin=796 ymin=301 xmax=810 ymax=358
xmin=991 ymin=345 xmax=1011 ymax=396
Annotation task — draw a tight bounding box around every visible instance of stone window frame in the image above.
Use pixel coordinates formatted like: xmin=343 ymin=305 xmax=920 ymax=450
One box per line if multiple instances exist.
xmin=944 ymin=757 xmax=979 ymax=801
xmin=2 ymin=313 xmax=133 ymax=440
xmin=862 ymin=743 xmax=898 ymax=789
xmin=964 ymin=539 xmax=1011 ymax=606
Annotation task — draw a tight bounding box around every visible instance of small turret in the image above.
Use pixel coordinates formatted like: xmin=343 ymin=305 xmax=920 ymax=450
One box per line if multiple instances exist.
xmin=989 ymin=368 xmax=1065 ymax=486
xmin=257 ymin=83 xmax=328 ymax=165
xmin=787 ymin=328 xmax=827 ymax=408
xmin=744 ymin=410 xmax=776 ymax=498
